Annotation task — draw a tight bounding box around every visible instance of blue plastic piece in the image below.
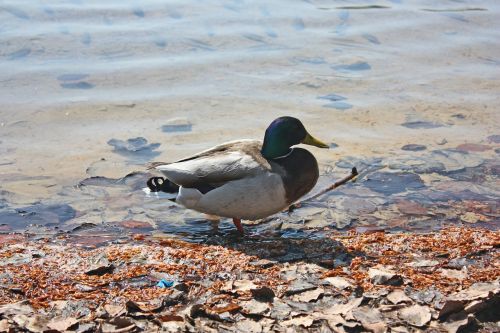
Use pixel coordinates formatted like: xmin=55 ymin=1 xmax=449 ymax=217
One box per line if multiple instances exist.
xmin=156 ymin=279 xmax=174 ymax=288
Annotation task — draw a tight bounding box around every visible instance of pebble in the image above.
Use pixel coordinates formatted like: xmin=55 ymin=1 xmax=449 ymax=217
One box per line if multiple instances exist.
xmin=332 ymin=61 xmax=371 ymax=72
xmin=401 ymin=144 xmax=426 ymax=151
xmin=161 ymin=118 xmax=192 ymax=133
xmin=317 ymin=94 xmax=346 ymax=101
xmin=57 ymin=74 xmax=89 ymax=82
xmin=107 ymin=137 xmax=160 ymax=162
xmin=364 ymin=172 xmax=425 ymax=195
xmin=60 ymin=82 xmax=94 ymax=89
xmin=401 ymin=121 xmax=443 ymax=129
xmin=323 ymin=101 xmax=353 ymax=110
xmin=486 ymin=134 xmax=500 ymax=144
xmin=8 ymin=48 xmax=31 ymax=60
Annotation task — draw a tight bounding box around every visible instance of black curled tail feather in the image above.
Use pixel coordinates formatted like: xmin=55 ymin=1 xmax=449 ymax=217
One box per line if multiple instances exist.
xmin=147 ymin=177 xmax=179 ymax=193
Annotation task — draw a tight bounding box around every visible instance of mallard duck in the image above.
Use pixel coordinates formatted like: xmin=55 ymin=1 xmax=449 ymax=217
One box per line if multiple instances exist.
xmin=147 ymin=116 xmax=329 ymax=233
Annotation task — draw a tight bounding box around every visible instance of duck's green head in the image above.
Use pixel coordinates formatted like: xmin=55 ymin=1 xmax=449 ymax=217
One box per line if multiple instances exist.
xmin=261 ymin=116 xmax=329 ymax=159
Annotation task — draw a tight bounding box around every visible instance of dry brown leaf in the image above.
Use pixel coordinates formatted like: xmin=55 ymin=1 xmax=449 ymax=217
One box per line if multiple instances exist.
xmin=448 ymin=281 xmax=499 ymax=301
xmin=323 ymin=297 xmax=363 ymax=315
xmin=105 ymin=304 xmax=126 ymax=317
xmin=292 ymin=287 xmax=324 ymax=303
xmin=387 ymin=290 xmax=411 ymax=304
xmin=324 ymin=276 xmax=354 ymax=290
xmin=282 ymin=315 xmax=315 ymax=327
xmin=47 ymin=316 xmax=79 ymax=331
xmin=210 ymin=303 xmax=241 ymax=314
xmin=235 ymin=319 xmax=263 ymax=333
xmin=240 ymin=299 xmax=270 ymax=315
xmin=398 ymin=304 xmax=432 ymax=327
xmin=158 ymin=314 xmax=184 ymax=322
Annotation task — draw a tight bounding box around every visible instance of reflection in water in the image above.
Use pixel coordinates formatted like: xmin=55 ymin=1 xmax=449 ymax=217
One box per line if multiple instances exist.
xmin=0 ymin=0 xmax=499 ymax=242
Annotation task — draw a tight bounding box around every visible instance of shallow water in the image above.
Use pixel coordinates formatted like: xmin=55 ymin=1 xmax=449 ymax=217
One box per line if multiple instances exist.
xmin=1 ymin=0 xmax=499 ymax=242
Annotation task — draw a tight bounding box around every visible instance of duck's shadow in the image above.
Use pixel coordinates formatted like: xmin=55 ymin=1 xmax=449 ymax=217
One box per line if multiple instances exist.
xmin=200 ymin=225 xmax=357 ymax=269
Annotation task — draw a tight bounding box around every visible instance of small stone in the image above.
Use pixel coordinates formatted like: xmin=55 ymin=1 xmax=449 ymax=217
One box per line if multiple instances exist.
xmin=401 ymin=121 xmax=443 ymax=129
xmin=323 ymin=101 xmax=353 ymax=110
xmin=401 ymin=144 xmax=427 ymax=151
xmin=486 ymin=134 xmax=500 ymax=143
xmin=456 ymin=143 xmax=491 ymax=152
xmin=332 ymin=61 xmax=371 ymax=72
xmin=161 ymin=118 xmax=192 ymax=133
xmin=364 ymin=172 xmax=424 ymax=196
xmin=437 ymin=138 xmax=448 ymax=145
xmin=317 ymin=94 xmax=347 ymax=102
xmin=61 ymin=81 xmax=94 ymax=89
xmin=362 ymin=33 xmax=380 ymax=44
xmin=57 ymin=73 xmax=89 ymax=82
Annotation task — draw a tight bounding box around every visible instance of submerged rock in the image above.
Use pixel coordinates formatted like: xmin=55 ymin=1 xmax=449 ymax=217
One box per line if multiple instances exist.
xmin=161 ymin=118 xmax=192 ymax=133
xmin=0 ymin=204 xmax=76 ymax=230
xmin=364 ymin=172 xmax=425 ymax=195
xmin=401 ymin=121 xmax=443 ymax=129
xmin=332 ymin=61 xmax=371 ymax=72
xmin=401 ymin=144 xmax=427 ymax=151
xmin=107 ymin=137 xmax=160 ymax=163
xmin=60 ymin=82 xmax=94 ymax=89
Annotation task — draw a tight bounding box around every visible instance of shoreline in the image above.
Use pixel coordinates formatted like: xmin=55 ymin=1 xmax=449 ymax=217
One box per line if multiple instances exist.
xmin=1 ymin=226 xmax=498 ymax=332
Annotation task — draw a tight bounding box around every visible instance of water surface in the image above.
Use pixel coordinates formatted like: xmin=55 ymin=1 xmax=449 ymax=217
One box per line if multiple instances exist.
xmin=1 ymin=0 xmax=499 ymax=241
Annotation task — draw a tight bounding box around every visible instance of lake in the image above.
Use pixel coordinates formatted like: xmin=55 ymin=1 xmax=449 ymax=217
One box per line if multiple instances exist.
xmin=0 ymin=0 xmax=499 ymax=242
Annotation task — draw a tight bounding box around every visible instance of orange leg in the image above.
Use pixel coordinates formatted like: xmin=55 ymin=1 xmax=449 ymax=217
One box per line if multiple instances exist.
xmin=232 ymin=218 xmax=244 ymax=234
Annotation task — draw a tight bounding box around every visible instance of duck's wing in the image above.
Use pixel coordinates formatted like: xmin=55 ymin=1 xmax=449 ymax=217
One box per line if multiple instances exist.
xmin=153 ymin=140 xmax=271 ymax=188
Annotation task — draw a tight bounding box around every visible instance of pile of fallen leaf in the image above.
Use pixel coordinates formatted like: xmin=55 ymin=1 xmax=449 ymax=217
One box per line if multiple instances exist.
xmin=0 ymin=226 xmax=498 ymax=332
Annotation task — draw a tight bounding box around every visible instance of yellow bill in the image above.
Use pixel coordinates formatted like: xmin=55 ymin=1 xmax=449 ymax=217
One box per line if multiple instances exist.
xmin=302 ymin=133 xmax=329 ymax=148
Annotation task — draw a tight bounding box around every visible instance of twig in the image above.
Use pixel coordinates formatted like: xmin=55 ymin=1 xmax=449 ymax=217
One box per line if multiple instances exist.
xmin=288 ymin=167 xmax=358 ymax=212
